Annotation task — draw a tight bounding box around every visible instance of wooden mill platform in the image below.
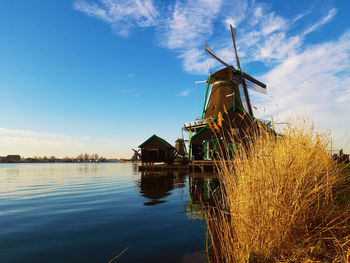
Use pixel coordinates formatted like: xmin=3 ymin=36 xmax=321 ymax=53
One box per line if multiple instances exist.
xmin=138 ymin=160 xmax=224 ymax=173
xmin=138 ymin=163 xmax=189 ymax=172
xmin=189 ymin=160 xmax=219 ymax=173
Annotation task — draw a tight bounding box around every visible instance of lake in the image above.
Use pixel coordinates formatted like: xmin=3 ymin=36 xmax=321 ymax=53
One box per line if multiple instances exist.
xmin=0 ymin=163 xmax=211 ymax=263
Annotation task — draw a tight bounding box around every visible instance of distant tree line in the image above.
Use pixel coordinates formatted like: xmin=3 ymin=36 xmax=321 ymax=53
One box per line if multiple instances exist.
xmin=0 ymin=154 xmax=120 ymax=163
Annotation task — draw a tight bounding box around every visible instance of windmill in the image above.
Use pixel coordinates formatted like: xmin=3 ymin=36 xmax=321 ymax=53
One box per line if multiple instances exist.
xmin=202 ymin=25 xmax=267 ymax=118
xmin=131 ymin=148 xmax=142 ymax=162
xmin=183 ymin=25 xmax=269 ymax=162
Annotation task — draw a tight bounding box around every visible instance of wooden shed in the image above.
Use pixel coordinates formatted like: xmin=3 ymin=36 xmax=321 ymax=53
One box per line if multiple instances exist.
xmin=188 ymin=102 xmax=275 ymax=161
xmin=189 ymin=103 xmax=255 ymax=161
xmin=138 ymin=135 xmax=177 ymax=164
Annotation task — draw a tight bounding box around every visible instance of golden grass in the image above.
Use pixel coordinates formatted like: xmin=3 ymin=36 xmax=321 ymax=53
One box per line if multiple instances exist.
xmin=204 ymin=122 xmax=350 ymax=262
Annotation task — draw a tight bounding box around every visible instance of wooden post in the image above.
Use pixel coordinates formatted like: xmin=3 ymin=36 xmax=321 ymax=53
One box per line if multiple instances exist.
xmin=207 ymin=141 xmax=210 ymax=160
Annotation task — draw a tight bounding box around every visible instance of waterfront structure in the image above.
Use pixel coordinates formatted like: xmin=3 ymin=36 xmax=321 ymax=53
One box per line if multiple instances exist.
xmin=0 ymin=155 xmax=21 ymax=163
xmin=138 ymin=135 xmax=177 ymax=164
xmin=137 ymin=26 xmax=269 ymax=169
xmin=333 ymin=149 xmax=350 ymax=163
xmin=185 ymin=26 xmax=268 ymax=162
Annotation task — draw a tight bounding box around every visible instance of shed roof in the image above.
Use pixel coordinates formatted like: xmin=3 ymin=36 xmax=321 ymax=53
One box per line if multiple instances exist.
xmin=138 ymin=134 xmax=175 ymax=149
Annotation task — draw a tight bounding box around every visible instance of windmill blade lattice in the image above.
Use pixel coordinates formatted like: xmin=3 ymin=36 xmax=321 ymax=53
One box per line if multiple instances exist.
xmin=245 ymin=78 xmax=267 ymax=94
xmin=204 ymin=43 xmax=267 ymax=94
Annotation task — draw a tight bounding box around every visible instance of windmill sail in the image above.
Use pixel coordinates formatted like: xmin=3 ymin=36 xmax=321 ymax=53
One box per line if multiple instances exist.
xmin=202 ymin=26 xmax=268 ymax=120
xmin=245 ymin=78 xmax=267 ymax=94
xmin=230 ymin=25 xmax=241 ymax=70
xmin=238 ymin=83 xmax=250 ymax=113
xmin=204 ymin=43 xmax=267 ymax=94
xmin=184 ymin=26 xmax=271 ymax=163
xmin=242 ymin=72 xmax=267 ymax=92
xmin=205 ymin=43 xmax=231 ymax=68
xmin=230 ymin=25 xmax=253 ymax=115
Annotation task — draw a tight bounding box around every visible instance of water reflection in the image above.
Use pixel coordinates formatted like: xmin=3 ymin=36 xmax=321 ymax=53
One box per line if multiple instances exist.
xmin=136 ymin=170 xmax=220 ymax=218
xmin=134 ymin=169 xmax=221 ymax=262
xmin=189 ymin=174 xmax=220 ymax=202
xmin=186 ymin=174 xmax=220 ymax=220
xmin=137 ymin=171 xmax=187 ymax=206
xmin=0 ymin=163 xmax=208 ymax=263
xmin=5 ymin=168 xmax=20 ymax=175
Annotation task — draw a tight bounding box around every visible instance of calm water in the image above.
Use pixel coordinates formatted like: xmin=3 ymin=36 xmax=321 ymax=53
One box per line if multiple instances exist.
xmin=0 ymin=163 xmax=209 ymax=263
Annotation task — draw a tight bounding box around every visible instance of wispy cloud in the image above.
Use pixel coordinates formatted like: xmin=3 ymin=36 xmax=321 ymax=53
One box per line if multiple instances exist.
xmin=73 ymin=0 xmax=159 ymax=37
xmin=120 ymin=88 xmax=143 ymax=97
xmin=302 ymin=8 xmax=337 ymax=36
xmin=0 ymin=128 xmax=134 ymax=158
xmin=159 ymin=0 xmax=222 ymax=50
xmin=0 ymin=128 xmax=85 ymax=157
xmin=73 ymin=1 xmax=340 ymax=70
xmin=179 ymin=89 xmax=192 ymax=97
xmin=73 ymin=1 xmax=350 ymax=151
xmin=120 ymin=88 xmax=137 ymax=93
xmin=254 ymin=30 xmax=350 ymax=150
xmin=0 ymin=128 xmax=71 ymax=141
xmin=291 ymin=11 xmax=310 ymax=24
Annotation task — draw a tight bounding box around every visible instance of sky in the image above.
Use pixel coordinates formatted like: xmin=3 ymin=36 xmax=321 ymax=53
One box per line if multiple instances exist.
xmin=0 ymin=0 xmax=349 ymax=158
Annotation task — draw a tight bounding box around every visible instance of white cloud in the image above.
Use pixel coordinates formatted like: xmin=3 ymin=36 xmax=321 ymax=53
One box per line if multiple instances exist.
xmin=291 ymin=11 xmax=310 ymax=24
xmin=179 ymin=89 xmax=192 ymax=97
xmin=158 ymin=0 xmax=226 ymax=74
xmin=162 ymin=1 xmax=299 ymax=71
xmin=179 ymin=48 xmax=212 ymax=75
xmin=0 ymin=128 xmax=71 ymax=140
xmin=261 ymin=12 xmax=288 ymax=36
xmin=160 ymin=0 xmax=222 ymax=49
xmin=0 ymin=128 xmax=133 ymax=158
xmin=0 ymin=128 xmax=85 ymax=157
xmin=254 ymin=30 xmax=350 ymax=152
xmin=73 ymin=1 xmax=340 ymax=71
xmin=254 ymin=33 xmax=301 ymax=61
xmin=201 ymin=6 xmax=337 ymax=66
xmin=302 ymin=8 xmax=337 ymax=36
xmin=74 ymin=1 xmax=349 ymax=151
xmin=222 ymin=0 xmax=248 ymax=28
xmin=120 ymin=88 xmax=137 ymax=93
xmin=73 ymin=0 xmax=159 ymax=37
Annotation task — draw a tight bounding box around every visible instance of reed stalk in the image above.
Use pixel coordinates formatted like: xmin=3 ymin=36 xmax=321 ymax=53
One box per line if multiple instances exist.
xmin=203 ymin=121 xmax=350 ymax=262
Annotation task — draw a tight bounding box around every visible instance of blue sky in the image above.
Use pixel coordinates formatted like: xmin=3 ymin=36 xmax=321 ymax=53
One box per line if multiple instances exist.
xmin=0 ymin=0 xmax=349 ymax=158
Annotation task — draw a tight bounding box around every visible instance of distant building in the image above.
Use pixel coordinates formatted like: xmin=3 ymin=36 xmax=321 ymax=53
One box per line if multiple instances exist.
xmin=333 ymin=149 xmax=350 ymax=164
xmin=6 ymin=155 xmax=21 ymax=163
xmin=339 ymin=149 xmax=350 ymax=163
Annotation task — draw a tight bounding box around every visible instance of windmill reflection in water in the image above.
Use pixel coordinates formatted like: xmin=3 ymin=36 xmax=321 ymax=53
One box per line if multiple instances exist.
xmin=136 ymin=171 xmax=220 ymax=219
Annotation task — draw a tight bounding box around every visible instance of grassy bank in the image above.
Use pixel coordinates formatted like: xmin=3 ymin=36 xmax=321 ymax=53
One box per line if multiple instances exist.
xmin=204 ymin=123 xmax=350 ymax=262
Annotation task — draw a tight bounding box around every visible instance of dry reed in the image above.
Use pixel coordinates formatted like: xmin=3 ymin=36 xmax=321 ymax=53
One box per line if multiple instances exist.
xmin=203 ymin=121 xmax=350 ymax=262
